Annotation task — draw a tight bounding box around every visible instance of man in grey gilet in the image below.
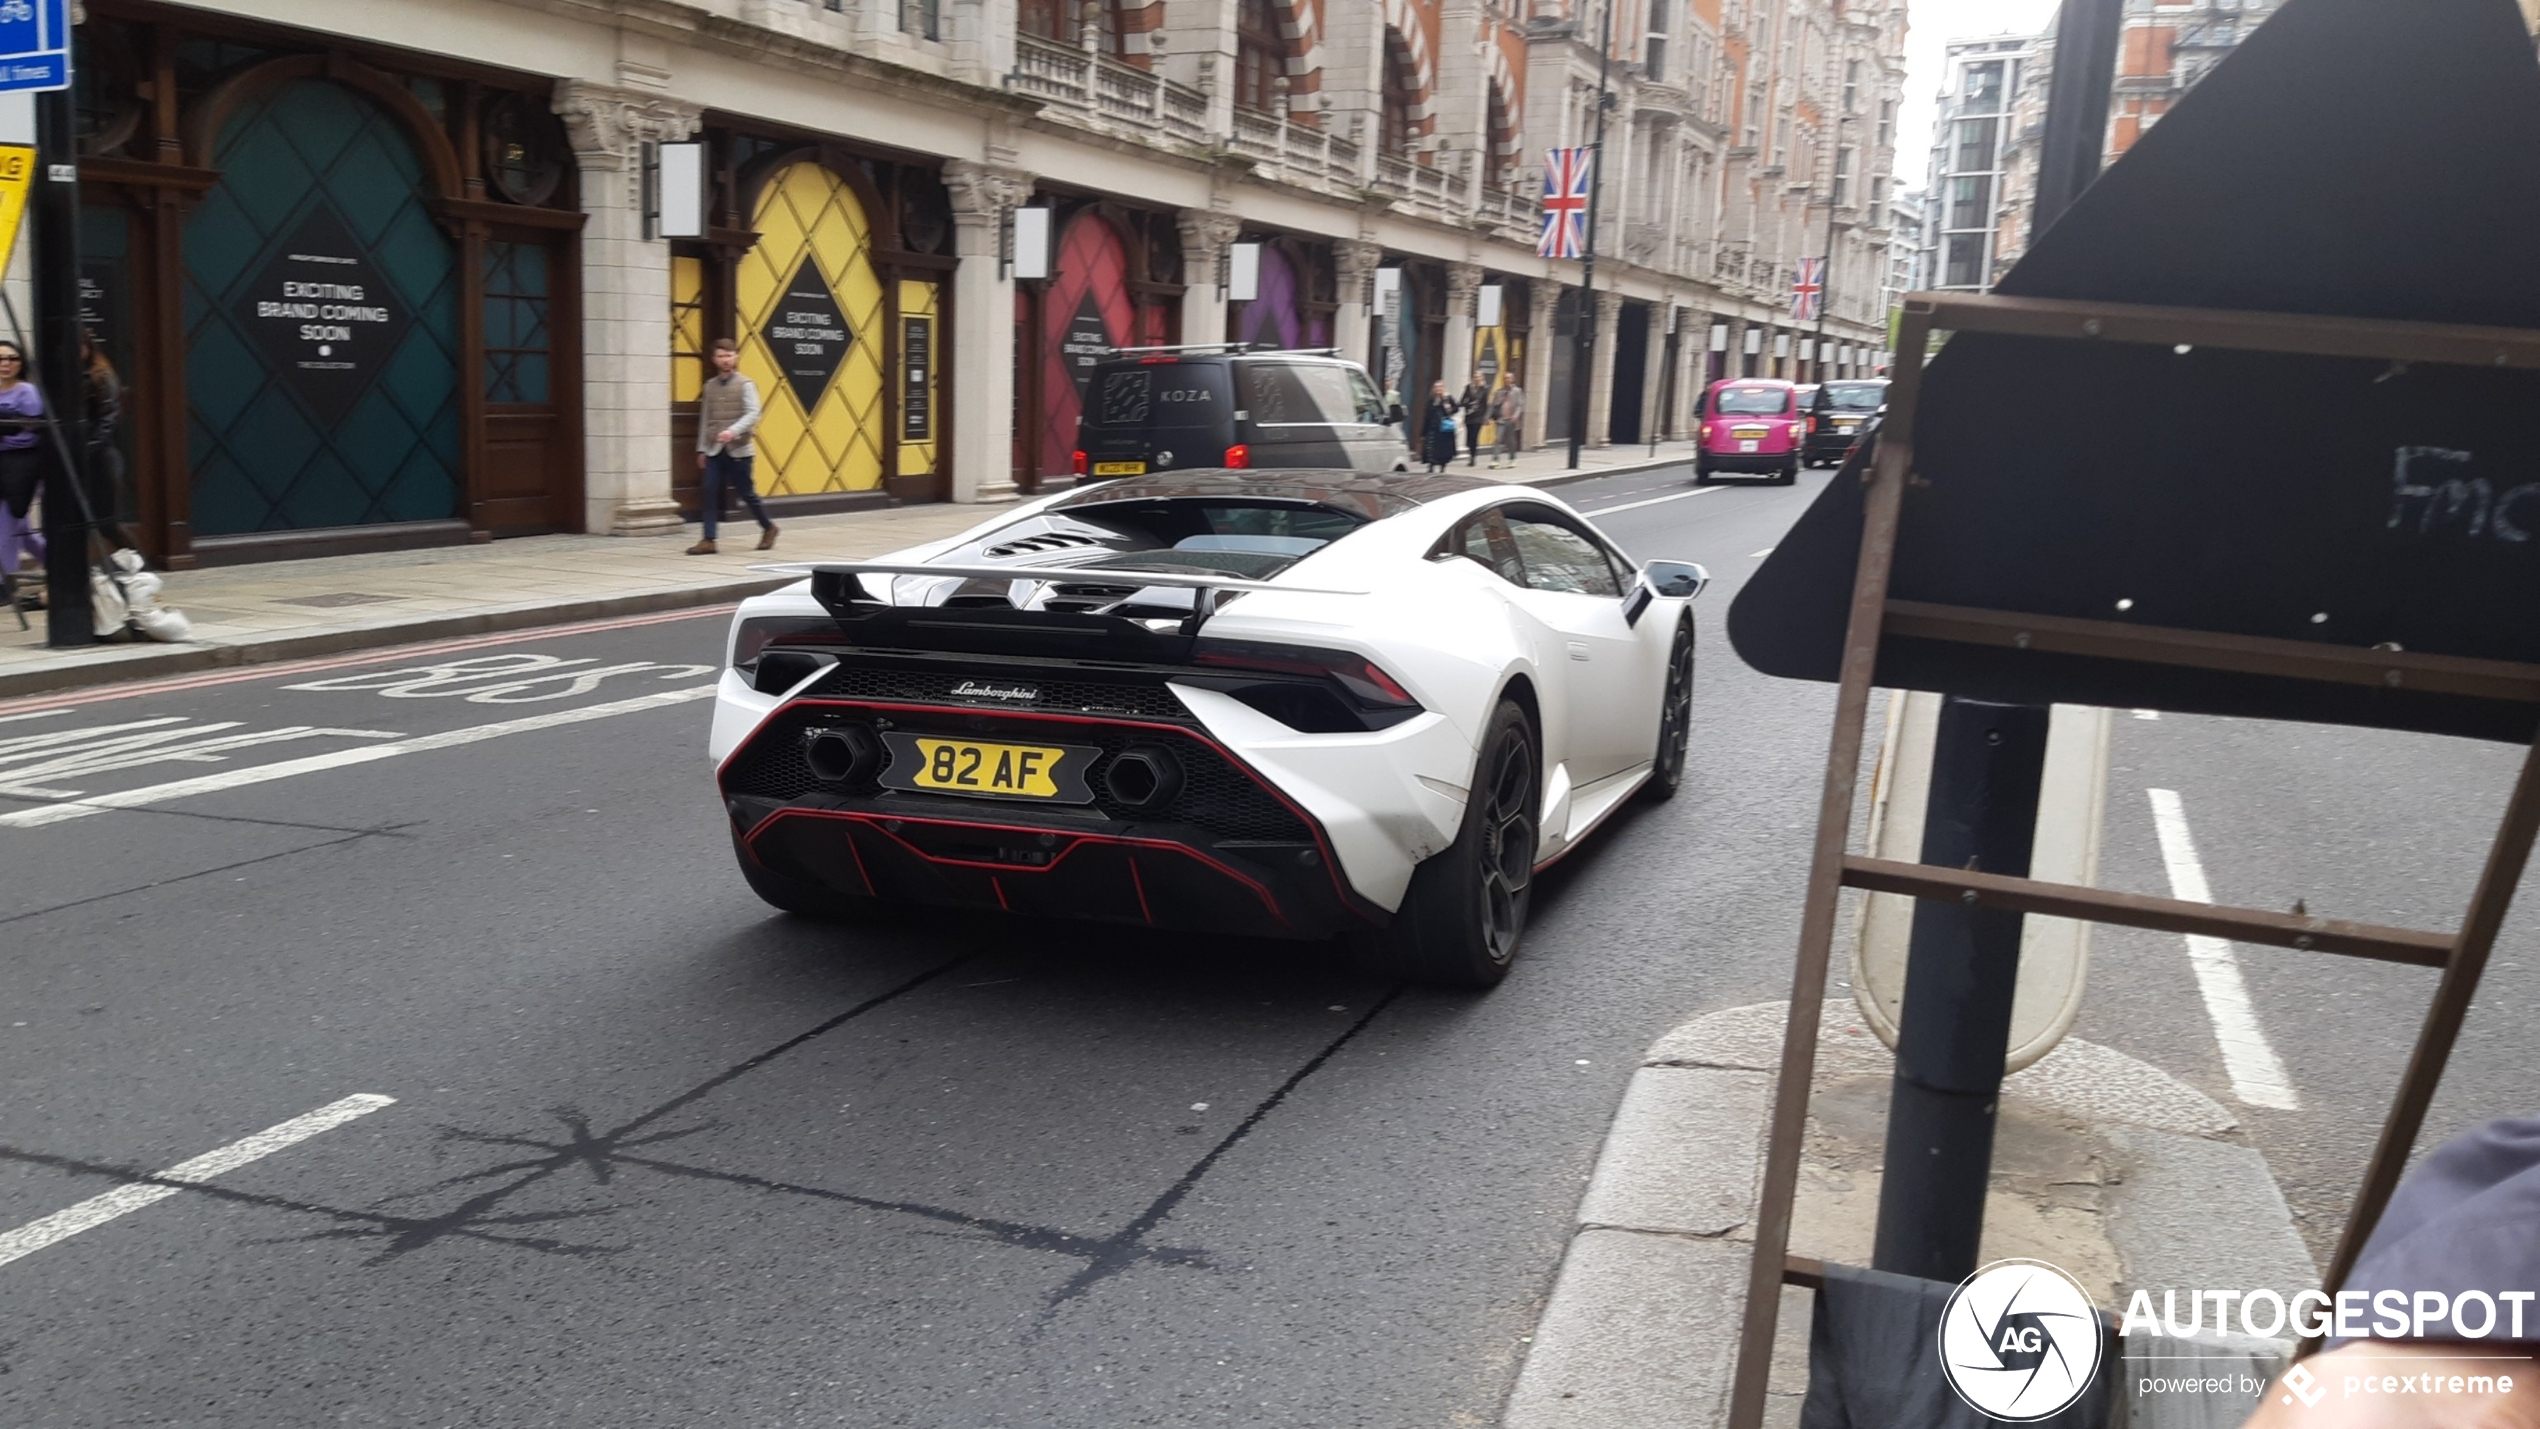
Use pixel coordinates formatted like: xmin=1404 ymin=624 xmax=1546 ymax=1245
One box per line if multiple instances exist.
xmin=689 ymin=337 xmax=778 ymax=555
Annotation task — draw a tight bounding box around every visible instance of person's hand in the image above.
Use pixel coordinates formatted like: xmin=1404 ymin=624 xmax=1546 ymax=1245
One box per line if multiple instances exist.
xmin=715 ymin=429 xmax=737 ymax=446
xmin=696 ymin=452 xmax=708 ymax=471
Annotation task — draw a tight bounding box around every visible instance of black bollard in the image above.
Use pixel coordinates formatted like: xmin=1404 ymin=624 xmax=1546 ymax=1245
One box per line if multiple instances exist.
xmin=1870 ymin=696 xmax=2051 ymax=1283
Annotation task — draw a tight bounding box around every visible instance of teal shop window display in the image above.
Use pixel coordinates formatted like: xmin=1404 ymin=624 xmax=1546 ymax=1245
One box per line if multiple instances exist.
xmin=183 ymin=76 xmax=460 ymax=535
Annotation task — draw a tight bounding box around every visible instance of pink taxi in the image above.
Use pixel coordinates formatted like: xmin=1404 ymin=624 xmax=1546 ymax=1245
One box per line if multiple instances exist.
xmin=1694 ymin=378 xmax=1804 ymax=485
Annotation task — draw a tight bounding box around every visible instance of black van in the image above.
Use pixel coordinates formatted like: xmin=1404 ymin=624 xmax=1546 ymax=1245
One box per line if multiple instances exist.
xmin=1073 ymin=348 xmax=1405 ymax=478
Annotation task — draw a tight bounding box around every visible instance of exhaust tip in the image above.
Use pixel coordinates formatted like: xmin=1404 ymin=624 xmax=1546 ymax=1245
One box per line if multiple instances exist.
xmin=1104 ymin=747 xmax=1182 ymax=809
xmin=804 ymin=725 xmax=882 ymax=785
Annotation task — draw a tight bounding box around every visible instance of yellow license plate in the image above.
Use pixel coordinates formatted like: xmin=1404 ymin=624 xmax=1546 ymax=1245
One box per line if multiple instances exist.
xmin=1732 ymin=426 xmax=1770 ymax=439
xmin=1091 ymin=461 xmax=1146 ymax=476
xmin=879 ymin=733 xmax=1096 ymax=803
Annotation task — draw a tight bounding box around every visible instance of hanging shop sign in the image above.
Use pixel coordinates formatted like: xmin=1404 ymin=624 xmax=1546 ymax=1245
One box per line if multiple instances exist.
xmin=236 ymin=206 xmax=412 ymax=421
xmin=762 ymin=256 xmax=854 ymax=412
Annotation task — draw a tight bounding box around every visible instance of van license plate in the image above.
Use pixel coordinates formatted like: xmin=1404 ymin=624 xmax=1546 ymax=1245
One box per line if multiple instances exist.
xmin=879 ymin=733 xmax=1098 ymax=804
xmin=1091 ymin=461 xmax=1145 ymax=476
xmin=1739 ymin=440 xmax=1759 ymax=453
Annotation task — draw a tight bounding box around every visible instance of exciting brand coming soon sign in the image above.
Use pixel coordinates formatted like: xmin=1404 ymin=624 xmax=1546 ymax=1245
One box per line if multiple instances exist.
xmin=236 ymin=206 xmax=412 ymax=421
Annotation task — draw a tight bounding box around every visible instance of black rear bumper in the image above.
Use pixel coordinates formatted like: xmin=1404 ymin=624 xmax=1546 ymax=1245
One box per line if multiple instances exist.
xmin=720 ymin=695 xmax=1381 ymax=940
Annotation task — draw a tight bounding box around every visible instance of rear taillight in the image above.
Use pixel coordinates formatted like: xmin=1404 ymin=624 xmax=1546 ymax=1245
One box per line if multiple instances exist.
xmin=1223 ymin=443 xmax=1251 ymax=468
xmin=731 ymin=615 xmax=836 ymax=669
xmin=1194 ymin=638 xmax=1420 ymax=717
xmin=1072 ymin=448 xmax=1088 ymax=476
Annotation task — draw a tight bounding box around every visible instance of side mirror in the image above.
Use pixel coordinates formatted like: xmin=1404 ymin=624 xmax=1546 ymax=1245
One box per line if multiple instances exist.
xmin=1645 ymin=560 xmax=1709 ymax=600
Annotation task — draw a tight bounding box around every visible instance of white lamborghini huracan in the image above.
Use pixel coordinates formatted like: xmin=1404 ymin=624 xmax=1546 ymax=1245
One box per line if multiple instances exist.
xmin=710 ymin=471 xmax=1707 ymax=987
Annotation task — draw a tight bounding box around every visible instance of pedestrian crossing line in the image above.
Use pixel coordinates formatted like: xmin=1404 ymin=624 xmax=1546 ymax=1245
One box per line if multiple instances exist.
xmin=2145 ymin=787 xmax=2301 ymax=1111
xmin=0 ymin=1094 xmax=394 ymax=1271
xmin=0 ymin=684 xmax=718 ymax=829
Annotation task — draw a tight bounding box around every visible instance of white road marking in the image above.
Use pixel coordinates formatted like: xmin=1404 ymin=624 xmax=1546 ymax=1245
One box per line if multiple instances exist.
xmin=0 ymin=685 xmax=717 ymax=828
xmin=0 ymin=710 xmax=69 ymax=725
xmin=0 ymin=718 xmax=401 ymax=799
xmin=1750 ymin=547 xmax=1776 ymax=558
xmin=2146 ymin=788 xmax=2300 ymax=1110
xmin=0 ymin=1094 xmax=395 ymax=1270
xmin=2133 ymin=709 xmax=2162 ymax=721
xmin=1582 ymin=486 xmax=1726 ymax=518
xmin=283 ymin=653 xmax=713 ymax=704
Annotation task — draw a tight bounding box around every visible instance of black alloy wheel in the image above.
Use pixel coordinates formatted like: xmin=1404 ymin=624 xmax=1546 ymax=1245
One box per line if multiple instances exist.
xmin=1642 ymin=617 xmax=1696 ymax=803
xmin=1362 ymin=700 xmax=1540 ymax=989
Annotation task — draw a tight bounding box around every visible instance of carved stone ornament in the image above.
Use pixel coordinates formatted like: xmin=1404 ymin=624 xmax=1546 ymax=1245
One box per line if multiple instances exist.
xmin=552 ymin=81 xmax=703 ymax=163
xmin=1445 ymin=260 xmax=1485 ymax=307
xmin=1175 ymin=209 xmax=1242 ymax=256
xmin=1333 ymin=238 xmax=1385 ymax=285
xmin=942 ymin=160 xmax=1036 ymax=220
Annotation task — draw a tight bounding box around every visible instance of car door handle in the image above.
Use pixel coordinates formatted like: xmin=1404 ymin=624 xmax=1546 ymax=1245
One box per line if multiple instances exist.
xmin=1567 ymin=642 xmax=1592 ymax=662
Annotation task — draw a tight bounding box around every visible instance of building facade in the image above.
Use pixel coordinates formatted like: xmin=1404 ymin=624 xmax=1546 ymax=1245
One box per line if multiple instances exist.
xmin=71 ymin=0 xmax=1901 ymax=568
xmin=1920 ymin=1 xmax=2286 ymax=299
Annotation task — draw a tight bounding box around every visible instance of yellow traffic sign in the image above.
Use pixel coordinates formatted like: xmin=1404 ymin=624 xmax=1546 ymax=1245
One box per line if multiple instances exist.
xmin=0 ymin=145 xmax=34 ymax=271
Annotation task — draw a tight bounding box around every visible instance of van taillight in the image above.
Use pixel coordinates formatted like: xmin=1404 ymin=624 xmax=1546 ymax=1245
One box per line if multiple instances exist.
xmin=1223 ymin=443 xmax=1251 ymax=469
xmin=1072 ymin=448 xmax=1088 ymax=476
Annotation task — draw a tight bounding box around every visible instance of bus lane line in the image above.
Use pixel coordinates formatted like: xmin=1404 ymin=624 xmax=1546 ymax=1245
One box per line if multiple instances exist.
xmin=2146 ymin=787 xmax=2302 ymax=1111
xmin=0 ymin=684 xmax=717 ymax=829
xmin=0 ymin=1094 xmax=396 ymax=1270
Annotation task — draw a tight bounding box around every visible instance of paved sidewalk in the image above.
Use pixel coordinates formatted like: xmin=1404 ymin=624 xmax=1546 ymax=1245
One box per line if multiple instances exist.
xmin=0 ymin=441 xmax=1701 ymax=700
xmin=1500 ymin=1000 xmax=2317 ymax=1429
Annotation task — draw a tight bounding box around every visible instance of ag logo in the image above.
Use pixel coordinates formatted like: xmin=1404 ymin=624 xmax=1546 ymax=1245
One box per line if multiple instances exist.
xmin=1939 ymin=1259 xmax=2103 ymax=1420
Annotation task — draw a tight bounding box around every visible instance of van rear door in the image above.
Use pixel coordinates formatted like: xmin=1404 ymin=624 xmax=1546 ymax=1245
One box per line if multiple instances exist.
xmin=1079 ymin=361 xmax=1235 ymax=475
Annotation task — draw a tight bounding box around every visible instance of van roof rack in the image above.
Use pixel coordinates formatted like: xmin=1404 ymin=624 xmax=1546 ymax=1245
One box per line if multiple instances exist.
xmin=1105 ymin=343 xmax=1347 ymax=358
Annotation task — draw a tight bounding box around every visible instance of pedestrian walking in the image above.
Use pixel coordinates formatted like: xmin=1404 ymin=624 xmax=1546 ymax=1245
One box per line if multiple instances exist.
xmin=688 ymin=338 xmax=777 ymax=556
xmin=1490 ymin=375 xmax=1526 ymax=469
xmin=1415 ymin=380 xmax=1460 ymax=473
xmin=1459 ymin=370 xmax=1491 ymax=468
xmin=80 ymin=330 xmax=132 ymax=553
xmin=0 ymin=341 xmax=48 ymax=604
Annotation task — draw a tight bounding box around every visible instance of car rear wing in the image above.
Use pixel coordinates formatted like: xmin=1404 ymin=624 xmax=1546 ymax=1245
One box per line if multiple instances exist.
xmin=747 ymin=561 xmax=1361 ymax=662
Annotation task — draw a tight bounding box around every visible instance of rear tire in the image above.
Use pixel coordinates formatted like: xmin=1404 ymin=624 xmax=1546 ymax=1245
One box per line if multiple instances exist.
xmin=1776 ymin=458 xmax=1799 ymax=485
xmin=1693 ymin=460 xmax=1713 ymax=485
xmin=1362 ymin=700 xmax=1540 ymax=989
xmin=1642 ymin=618 xmax=1696 ymax=803
xmin=732 ymin=829 xmax=873 ymax=921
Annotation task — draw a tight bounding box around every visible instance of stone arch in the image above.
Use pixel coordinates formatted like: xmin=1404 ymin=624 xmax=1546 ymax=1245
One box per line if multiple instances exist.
xmin=186 ymin=53 xmax=462 ymax=199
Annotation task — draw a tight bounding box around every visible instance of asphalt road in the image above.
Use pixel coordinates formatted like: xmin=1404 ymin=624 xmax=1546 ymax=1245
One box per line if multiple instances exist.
xmin=0 ymin=465 xmax=1843 ymax=1428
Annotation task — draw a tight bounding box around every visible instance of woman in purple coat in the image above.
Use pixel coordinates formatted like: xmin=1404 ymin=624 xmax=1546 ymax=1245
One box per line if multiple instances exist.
xmin=0 ymin=342 xmax=46 ymax=592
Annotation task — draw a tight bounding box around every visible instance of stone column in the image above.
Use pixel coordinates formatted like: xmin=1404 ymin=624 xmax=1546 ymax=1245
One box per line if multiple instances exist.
xmin=1442 ymin=261 xmax=1483 ymax=392
xmin=1586 ymin=289 xmax=1620 ymax=447
xmin=1524 ymin=280 xmax=1558 ymax=450
xmin=944 ymin=159 xmax=1034 ymax=504
xmin=1177 ymin=209 xmax=1241 ymax=348
xmin=1332 ymin=238 xmax=1383 ymax=368
xmin=556 ymin=81 xmax=702 ymax=536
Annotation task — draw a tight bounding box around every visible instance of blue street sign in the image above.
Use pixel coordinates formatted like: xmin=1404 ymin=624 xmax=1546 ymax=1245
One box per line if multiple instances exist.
xmin=0 ymin=0 xmax=71 ymax=95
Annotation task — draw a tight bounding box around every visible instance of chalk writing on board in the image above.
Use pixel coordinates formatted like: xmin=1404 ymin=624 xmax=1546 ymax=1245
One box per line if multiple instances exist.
xmin=2388 ymin=446 xmax=2540 ymax=545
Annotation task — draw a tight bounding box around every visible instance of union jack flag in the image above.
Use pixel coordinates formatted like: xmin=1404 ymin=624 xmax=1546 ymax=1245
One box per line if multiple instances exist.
xmin=1538 ymin=147 xmax=1593 ymax=259
xmin=1790 ymin=257 xmax=1826 ymax=323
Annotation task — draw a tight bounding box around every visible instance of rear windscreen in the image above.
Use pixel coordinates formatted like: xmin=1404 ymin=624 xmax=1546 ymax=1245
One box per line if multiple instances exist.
xmin=1090 ymin=365 xmax=1234 ymax=428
